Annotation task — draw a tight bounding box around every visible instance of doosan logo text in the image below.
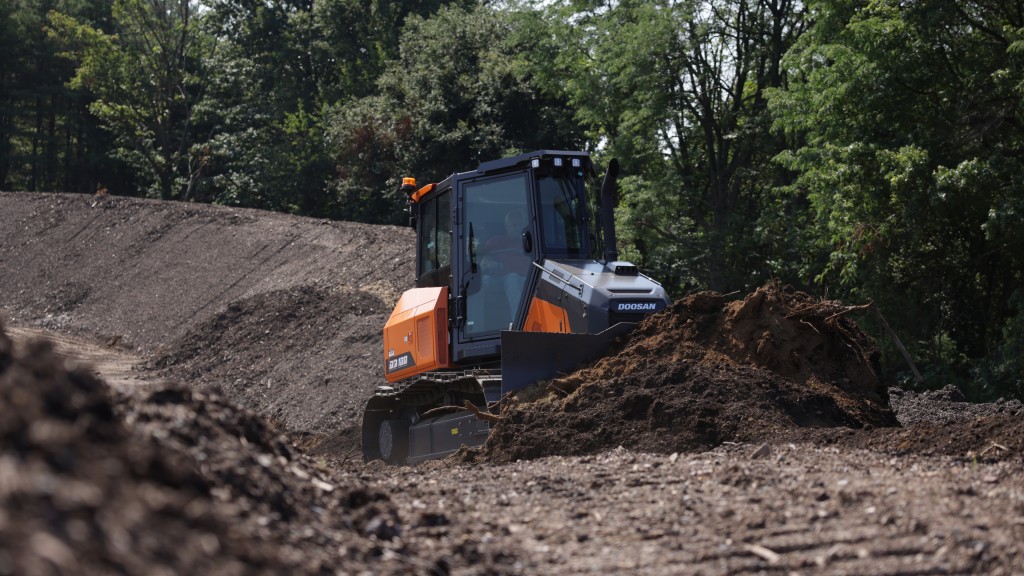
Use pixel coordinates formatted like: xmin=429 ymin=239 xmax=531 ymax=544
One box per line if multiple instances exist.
xmin=615 ymin=302 xmax=658 ymax=312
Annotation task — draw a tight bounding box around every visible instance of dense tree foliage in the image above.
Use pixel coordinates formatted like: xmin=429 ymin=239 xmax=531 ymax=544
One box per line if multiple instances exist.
xmin=49 ymin=0 xmax=212 ymax=200
xmin=0 ymin=0 xmax=115 ymax=194
xmin=328 ymin=4 xmax=586 ymax=224
xmin=533 ymin=0 xmax=805 ymax=293
xmin=2 ymin=0 xmax=1021 ymax=397
xmin=768 ymin=0 xmax=1024 ymax=396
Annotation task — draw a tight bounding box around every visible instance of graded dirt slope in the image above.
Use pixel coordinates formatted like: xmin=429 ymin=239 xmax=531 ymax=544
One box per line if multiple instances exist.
xmin=0 ymin=193 xmax=411 ymax=349
xmin=0 ymin=191 xmax=412 ymax=435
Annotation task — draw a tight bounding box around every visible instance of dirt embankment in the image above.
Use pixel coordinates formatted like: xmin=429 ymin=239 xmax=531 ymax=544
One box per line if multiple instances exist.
xmin=0 ymin=191 xmax=411 ymax=436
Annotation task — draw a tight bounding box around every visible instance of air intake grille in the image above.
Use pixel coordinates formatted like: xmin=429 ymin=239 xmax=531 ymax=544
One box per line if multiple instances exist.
xmin=609 ymin=310 xmax=648 ymax=325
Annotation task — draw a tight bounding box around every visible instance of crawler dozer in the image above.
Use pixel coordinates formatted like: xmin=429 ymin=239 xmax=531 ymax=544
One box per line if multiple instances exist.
xmin=362 ymin=151 xmax=670 ymax=464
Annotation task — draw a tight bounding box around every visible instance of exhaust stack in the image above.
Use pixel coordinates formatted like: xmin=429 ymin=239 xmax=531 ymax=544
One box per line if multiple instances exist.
xmin=600 ymin=158 xmax=620 ymax=262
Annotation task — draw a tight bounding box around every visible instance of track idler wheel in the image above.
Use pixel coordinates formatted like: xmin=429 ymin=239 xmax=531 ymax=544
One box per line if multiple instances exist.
xmin=378 ymin=418 xmax=410 ymax=465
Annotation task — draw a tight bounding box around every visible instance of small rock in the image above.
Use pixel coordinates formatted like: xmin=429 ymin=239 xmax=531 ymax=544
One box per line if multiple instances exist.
xmin=750 ymin=444 xmax=771 ymax=459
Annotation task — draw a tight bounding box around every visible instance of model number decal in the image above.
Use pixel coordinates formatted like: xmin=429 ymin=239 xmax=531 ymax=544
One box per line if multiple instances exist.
xmin=386 ymin=352 xmax=415 ymax=374
xmin=614 ymin=301 xmax=660 ymax=312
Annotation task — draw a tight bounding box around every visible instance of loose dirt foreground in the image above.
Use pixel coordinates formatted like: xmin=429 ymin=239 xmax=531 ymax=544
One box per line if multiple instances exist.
xmin=2 ymin=191 xmax=1024 ymax=575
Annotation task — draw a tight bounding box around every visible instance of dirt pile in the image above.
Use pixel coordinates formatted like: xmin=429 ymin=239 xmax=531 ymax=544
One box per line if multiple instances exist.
xmin=890 ymin=384 xmax=1024 ymax=426
xmin=478 ymin=283 xmax=898 ymax=462
xmin=793 ymin=385 xmax=1024 ymax=462
xmin=0 ymin=323 xmax=515 ymax=575
xmin=0 ymin=323 xmax=280 ymax=574
xmin=151 ymin=284 xmax=386 ymax=438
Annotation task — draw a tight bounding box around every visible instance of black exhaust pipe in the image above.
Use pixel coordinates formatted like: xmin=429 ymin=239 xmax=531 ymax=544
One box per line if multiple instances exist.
xmin=600 ymin=158 xmax=620 ymax=262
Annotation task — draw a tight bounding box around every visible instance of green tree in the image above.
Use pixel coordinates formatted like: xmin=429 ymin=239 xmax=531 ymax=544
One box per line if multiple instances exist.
xmin=537 ymin=0 xmax=805 ymax=293
xmin=49 ymin=0 xmax=212 ymax=200
xmin=768 ymin=0 xmax=1024 ymax=397
xmin=1 ymin=0 xmax=113 ymax=193
xmin=0 ymin=0 xmax=26 ymax=189
xmin=311 ymin=0 xmax=474 ymax=102
xmin=327 ymin=3 xmax=586 ymax=224
xmin=196 ymin=0 xmax=469 ymax=216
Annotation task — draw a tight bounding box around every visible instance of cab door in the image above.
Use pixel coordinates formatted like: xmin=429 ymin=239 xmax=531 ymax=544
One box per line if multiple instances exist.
xmin=453 ymin=170 xmax=534 ymax=359
xmin=415 ymin=187 xmax=451 ymax=289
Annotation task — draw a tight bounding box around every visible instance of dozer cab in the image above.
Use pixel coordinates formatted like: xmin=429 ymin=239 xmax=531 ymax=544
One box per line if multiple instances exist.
xmin=362 ymin=150 xmax=670 ymax=464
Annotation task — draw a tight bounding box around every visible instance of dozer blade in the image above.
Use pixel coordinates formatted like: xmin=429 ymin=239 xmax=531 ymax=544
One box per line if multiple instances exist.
xmin=499 ymin=323 xmax=637 ymax=398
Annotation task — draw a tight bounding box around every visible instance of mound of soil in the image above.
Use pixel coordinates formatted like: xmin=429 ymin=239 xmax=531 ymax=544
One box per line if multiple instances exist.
xmin=151 ymin=284 xmax=386 ymax=438
xmin=789 ymin=386 xmax=1024 ymax=462
xmin=0 ymin=322 xmax=516 ymax=575
xmin=478 ymin=283 xmax=898 ymax=462
xmin=0 ymin=323 xmax=283 ymax=574
xmin=890 ymin=384 xmax=1024 ymax=426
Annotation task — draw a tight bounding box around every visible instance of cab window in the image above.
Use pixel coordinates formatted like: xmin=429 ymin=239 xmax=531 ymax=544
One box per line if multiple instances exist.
xmin=418 ymin=189 xmax=451 ymax=277
xmin=536 ymin=174 xmax=586 ymax=257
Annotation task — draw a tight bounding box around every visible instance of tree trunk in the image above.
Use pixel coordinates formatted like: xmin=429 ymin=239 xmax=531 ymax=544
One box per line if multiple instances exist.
xmin=0 ymin=109 xmax=10 ymax=189
xmin=31 ymin=96 xmax=41 ymax=191
xmin=46 ymin=93 xmax=57 ymax=191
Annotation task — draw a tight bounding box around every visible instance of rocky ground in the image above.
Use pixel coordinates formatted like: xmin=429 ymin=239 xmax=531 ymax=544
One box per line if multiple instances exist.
xmin=2 ymin=191 xmax=1023 ymax=575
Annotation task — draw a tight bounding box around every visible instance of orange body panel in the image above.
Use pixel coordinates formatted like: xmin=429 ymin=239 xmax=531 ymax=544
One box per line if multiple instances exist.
xmin=523 ymin=296 xmax=570 ymax=333
xmin=410 ymin=183 xmax=436 ymax=203
xmin=383 ymin=287 xmax=450 ymax=383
